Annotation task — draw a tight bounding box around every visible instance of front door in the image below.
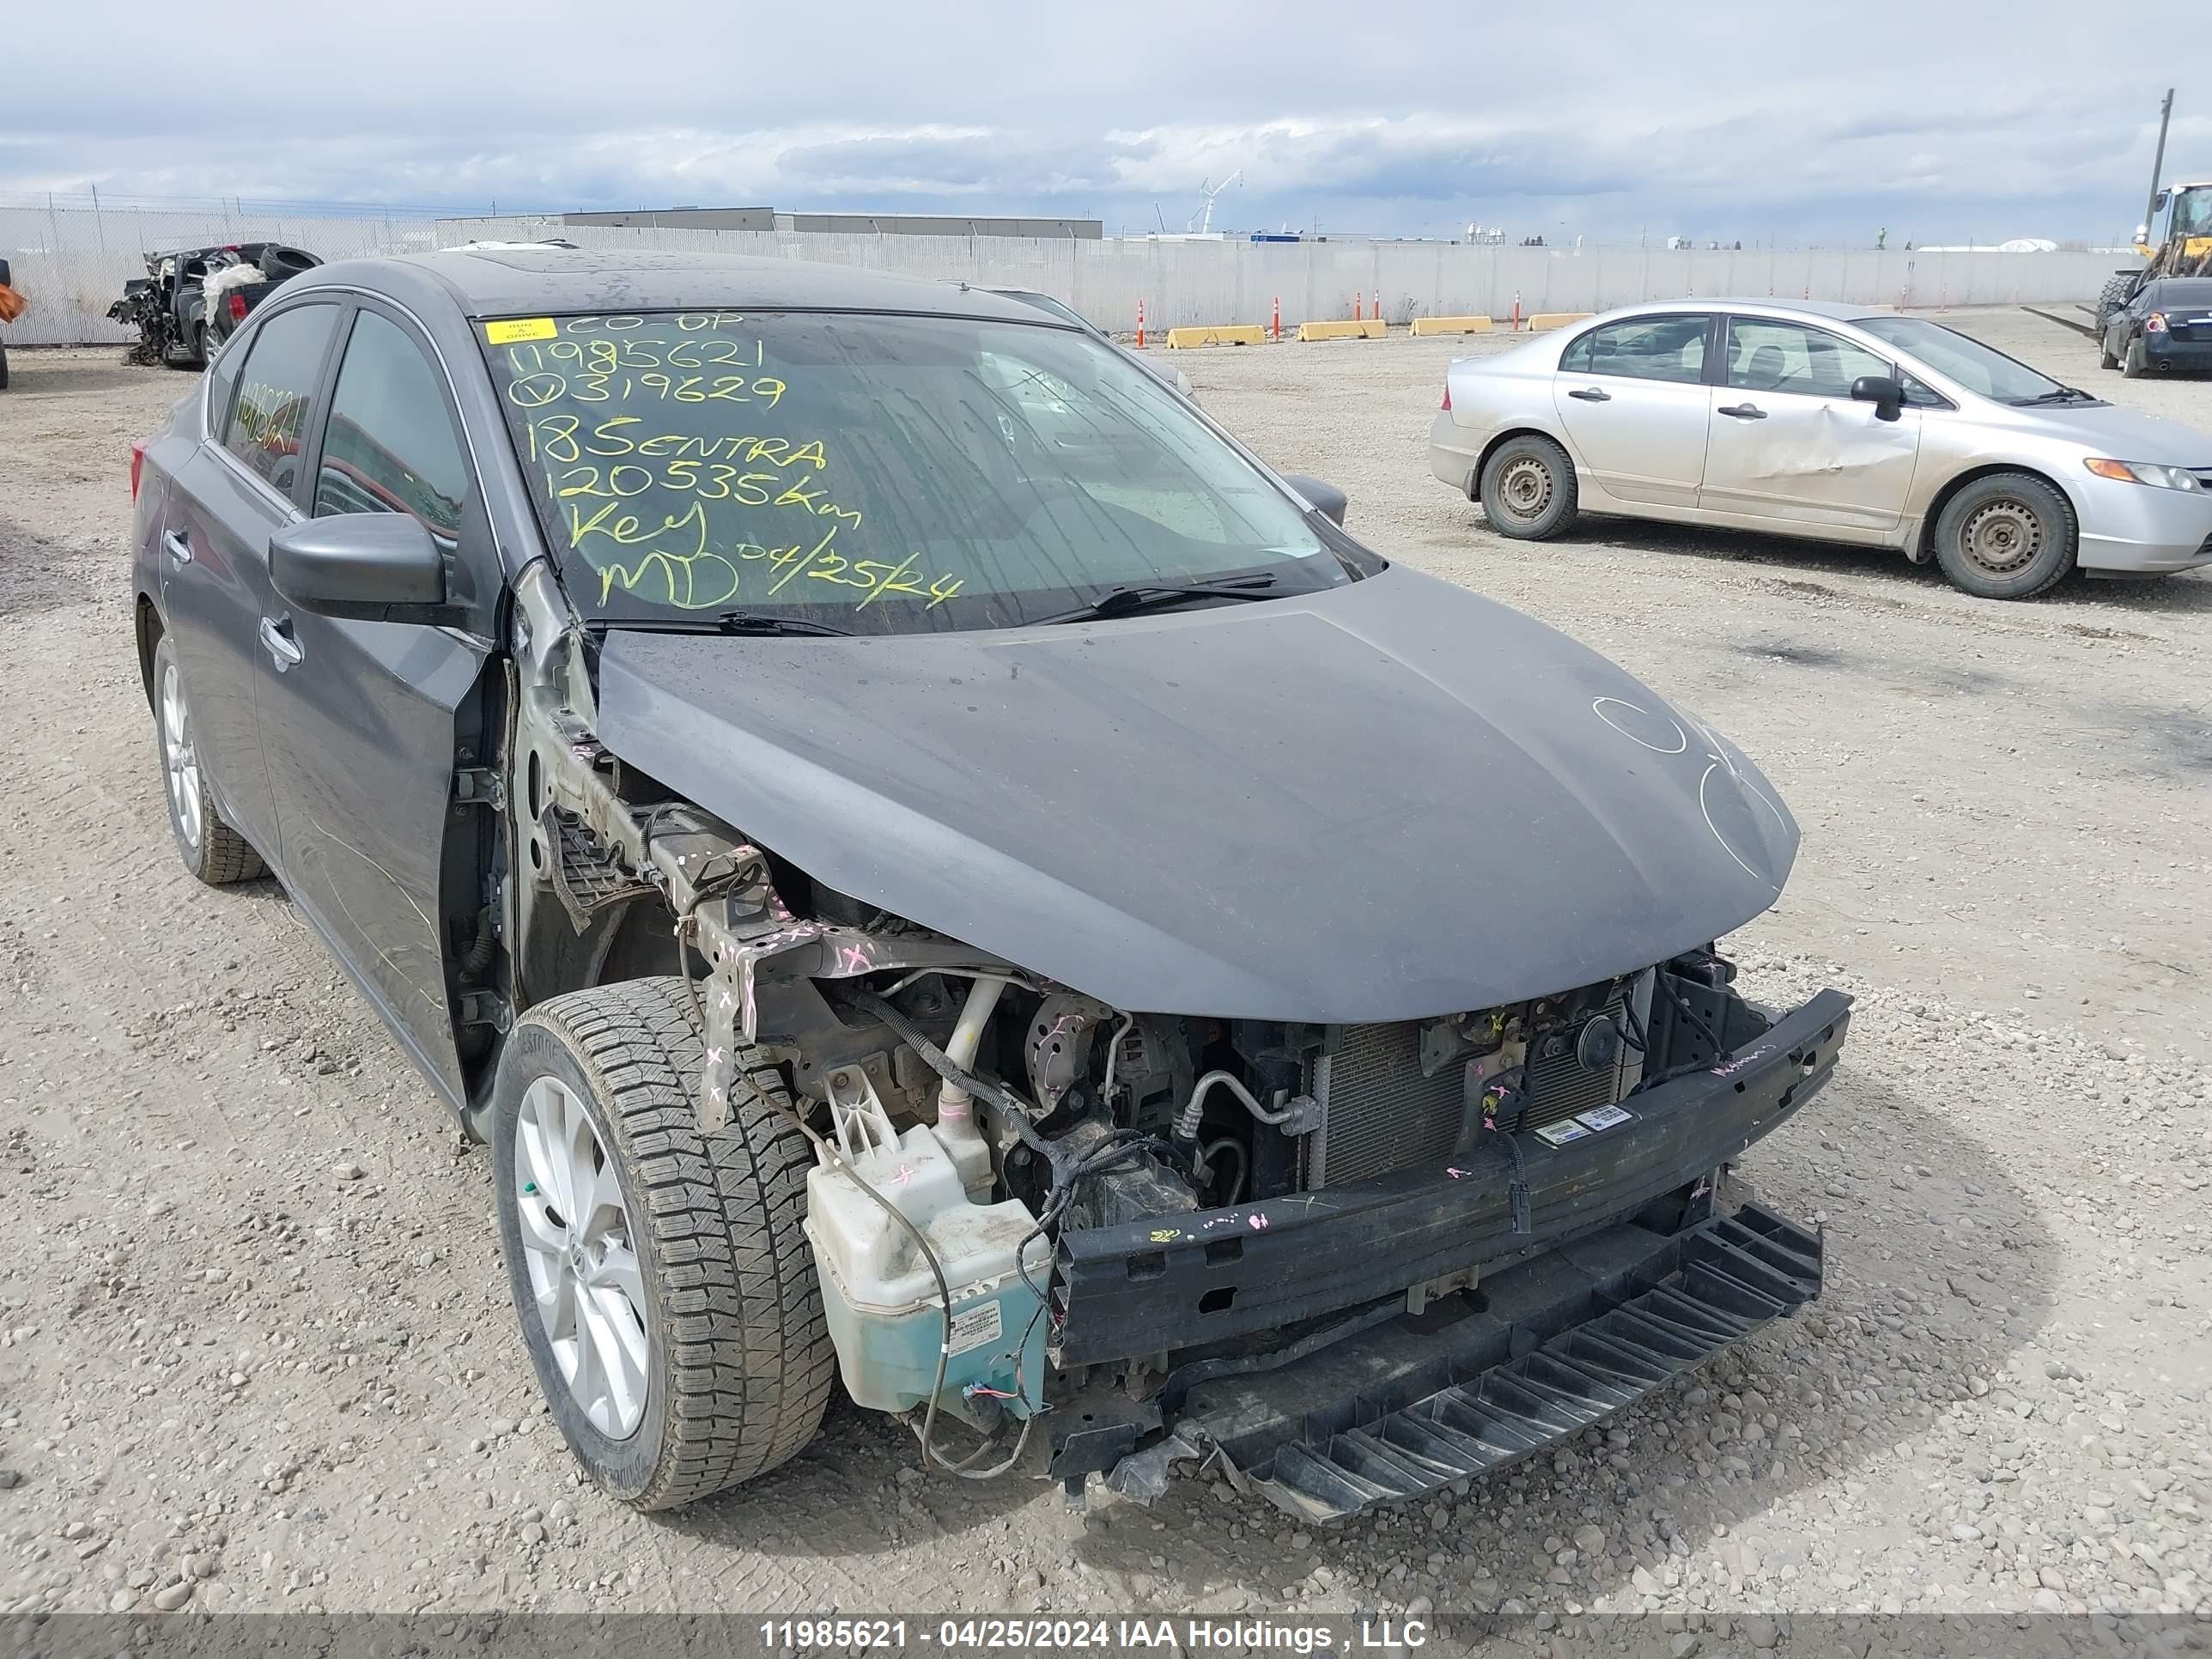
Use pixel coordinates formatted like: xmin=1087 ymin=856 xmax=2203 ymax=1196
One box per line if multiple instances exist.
xmin=1698 ymin=316 xmax=1923 ymax=532
xmin=161 ymin=301 xmax=344 ymax=862
xmin=1550 ymin=313 xmax=1715 ymax=507
xmin=254 ymin=301 xmax=496 ymax=1109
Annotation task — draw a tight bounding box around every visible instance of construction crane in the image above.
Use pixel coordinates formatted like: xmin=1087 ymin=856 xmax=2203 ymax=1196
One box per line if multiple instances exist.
xmin=1188 ymin=172 xmax=1243 ymax=235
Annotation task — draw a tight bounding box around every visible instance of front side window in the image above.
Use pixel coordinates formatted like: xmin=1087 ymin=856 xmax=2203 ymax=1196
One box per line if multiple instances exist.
xmin=314 ymin=310 xmax=471 ymax=545
xmin=1725 ymin=319 xmax=1891 ymax=398
xmin=1559 ymin=315 xmax=1709 ymax=384
xmin=1851 ymin=315 xmax=2065 ymax=404
xmin=480 ymin=310 xmax=1342 ymax=634
xmin=223 ymin=303 xmax=338 ymax=497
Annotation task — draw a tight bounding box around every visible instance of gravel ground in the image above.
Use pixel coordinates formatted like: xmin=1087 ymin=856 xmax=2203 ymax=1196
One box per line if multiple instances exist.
xmin=0 ymin=310 xmax=2206 ymax=1628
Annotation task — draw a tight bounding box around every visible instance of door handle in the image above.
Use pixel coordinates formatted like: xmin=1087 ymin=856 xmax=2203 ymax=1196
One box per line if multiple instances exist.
xmin=1717 ymin=404 xmax=1767 ymax=419
xmin=162 ymin=529 xmax=193 ymax=565
xmin=1566 ymin=386 xmax=1612 ymax=402
xmin=258 ymin=617 xmax=304 ymax=672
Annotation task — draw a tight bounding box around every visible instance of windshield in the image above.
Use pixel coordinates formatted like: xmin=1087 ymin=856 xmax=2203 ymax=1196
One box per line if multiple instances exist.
xmin=482 ymin=309 xmax=1337 ymax=633
xmin=1850 ymin=316 xmax=2065 ymax=404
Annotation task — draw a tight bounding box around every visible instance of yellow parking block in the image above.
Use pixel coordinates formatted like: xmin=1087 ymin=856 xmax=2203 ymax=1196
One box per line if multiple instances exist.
xmin=1165 ymin=325 xmax=1266 ymax=348
xmin=1527 ymin=312 xmax=1594 ymax=331
xmin=1410 ymin=314 xmax=1492 ymax=336
xmin=1296 ymin=319 xmax=1388 ymax=341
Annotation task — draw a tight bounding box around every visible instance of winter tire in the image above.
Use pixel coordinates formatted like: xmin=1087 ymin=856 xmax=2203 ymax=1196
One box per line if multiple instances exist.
xmin=490 ymin=976 xmax=834 ymax=1510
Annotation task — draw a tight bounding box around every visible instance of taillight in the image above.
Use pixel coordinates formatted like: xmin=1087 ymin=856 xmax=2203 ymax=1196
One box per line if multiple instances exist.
xmin=1440 ymin=380 xmax=1453 ymax=411
xmin=130 ymin=441 xmax=146 ymax=501
xmin=2146 ymin=311 xmax=2168 ymax=334
xmin=228 ymin=291 xmax=248 ymax=323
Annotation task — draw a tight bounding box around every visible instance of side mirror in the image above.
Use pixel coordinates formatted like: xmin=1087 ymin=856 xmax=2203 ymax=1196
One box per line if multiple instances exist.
xmin=1850 ymin=374 xmax=1905 ymax=422
xmin=269 ymin=514 xmax=453 ymax=623
xmin=1282 ymin=472 xmax=1348 ymax=526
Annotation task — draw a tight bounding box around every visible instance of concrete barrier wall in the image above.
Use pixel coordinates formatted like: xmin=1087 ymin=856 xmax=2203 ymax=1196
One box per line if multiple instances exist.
xmin=0 ymin=199 xmax=2127 ymax=347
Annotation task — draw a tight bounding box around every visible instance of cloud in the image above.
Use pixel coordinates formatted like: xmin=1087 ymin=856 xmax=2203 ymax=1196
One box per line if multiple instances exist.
xmin=3 ymin=0 xmax=2206 ymax=244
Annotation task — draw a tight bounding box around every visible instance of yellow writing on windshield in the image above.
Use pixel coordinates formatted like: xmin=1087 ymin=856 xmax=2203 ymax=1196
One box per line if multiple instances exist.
xmin=501 ymin=322 xmax=968 ymax=614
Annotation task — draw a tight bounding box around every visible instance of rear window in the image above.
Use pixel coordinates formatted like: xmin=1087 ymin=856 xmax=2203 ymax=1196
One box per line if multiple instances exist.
xmin=2147 ymin=280 xmax=2212 ymax=307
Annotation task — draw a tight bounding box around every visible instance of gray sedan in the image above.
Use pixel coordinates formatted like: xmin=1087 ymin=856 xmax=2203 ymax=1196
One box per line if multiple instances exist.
xmin=1430 ymin=299 xmax=2212 ymax=598
xmin=127 ymin=246 xmax=1844 ymax=1517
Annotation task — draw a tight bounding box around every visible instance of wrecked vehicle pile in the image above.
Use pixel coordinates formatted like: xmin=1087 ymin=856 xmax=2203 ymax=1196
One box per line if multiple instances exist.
xmin=109 ymin=241 xmax=319 ymax=368
xmin=128 ymin=246 xmax=1848 ymax=1522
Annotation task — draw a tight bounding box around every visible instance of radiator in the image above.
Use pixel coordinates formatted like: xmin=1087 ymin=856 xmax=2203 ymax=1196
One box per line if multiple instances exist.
xmin=1310 ymin=1022 xmax=1463 ymax=1186
xmin=1516 ymin=994 xmax=1639 ymax=1135
xmin=1311 ymin=998 xmax=1644 ymax=1187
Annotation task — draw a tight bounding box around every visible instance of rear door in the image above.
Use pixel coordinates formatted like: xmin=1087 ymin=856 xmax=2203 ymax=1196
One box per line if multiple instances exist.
xmin=1698 ymin=316 xmax=1921 ymax=531
xmin=161 ymin=300 xmax=343 ymax=861
xmin=1550 ymin=313 xmax=1716 ymax=506
xmin=255 ymin=298 xmax=498 ymax=1108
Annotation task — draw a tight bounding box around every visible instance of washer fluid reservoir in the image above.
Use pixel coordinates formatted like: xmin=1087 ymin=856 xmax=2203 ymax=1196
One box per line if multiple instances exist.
xmin=803 ymin=1070 xmax=1048 ymax=1426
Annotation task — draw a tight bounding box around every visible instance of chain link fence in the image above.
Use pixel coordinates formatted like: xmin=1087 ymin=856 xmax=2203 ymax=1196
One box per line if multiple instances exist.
xmin=2 ymin=196 xmax=2124 ymax=349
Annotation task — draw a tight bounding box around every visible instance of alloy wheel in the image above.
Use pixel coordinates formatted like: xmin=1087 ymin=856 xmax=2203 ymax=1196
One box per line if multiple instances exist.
xmin=514 ymin=1076 xmax=650 ymax=1439
xmin=161 ymin=662 xmax=203 ymax=851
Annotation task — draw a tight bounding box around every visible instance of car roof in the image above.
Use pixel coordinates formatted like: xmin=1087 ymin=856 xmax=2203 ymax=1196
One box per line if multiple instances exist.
xmin=1598 ymin=296 xmax=1886 ymax=324
xmin=288 ymin=246 xmax=1048 ymax=324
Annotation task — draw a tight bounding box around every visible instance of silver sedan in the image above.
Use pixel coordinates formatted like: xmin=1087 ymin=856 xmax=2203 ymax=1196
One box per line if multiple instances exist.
xmin=1429 ymin=299 xmax=2212 ymax=598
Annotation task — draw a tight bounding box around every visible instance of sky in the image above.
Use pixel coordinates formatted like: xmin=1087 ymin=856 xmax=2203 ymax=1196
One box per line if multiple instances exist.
xmin=4 ymin=1 xmax=2208 ymax=246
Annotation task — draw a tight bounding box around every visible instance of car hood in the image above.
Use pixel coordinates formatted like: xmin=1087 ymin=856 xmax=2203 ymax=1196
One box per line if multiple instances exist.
xmin=595 ymin=566 xmax=1799 ymax=1020
xmin=2014 ymin=398 xmax=2212 ymax=464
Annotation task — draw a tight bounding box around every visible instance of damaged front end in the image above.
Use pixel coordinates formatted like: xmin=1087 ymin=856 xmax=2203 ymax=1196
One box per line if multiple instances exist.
xmin=669 ymin=830 xmax=1849 ymax=1516
xmin=502 ymin=568 xmax=1849 ymax=1520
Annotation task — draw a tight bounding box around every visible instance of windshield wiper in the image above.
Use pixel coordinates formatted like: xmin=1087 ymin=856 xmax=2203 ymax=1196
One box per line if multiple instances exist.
xmin=585 ymin=611 xmax=860 ymax=638
xmin=2009 ymin=386 xmax=2096 ymax=406
xmin=1033 ymin=572 xmax=1283 ymax=626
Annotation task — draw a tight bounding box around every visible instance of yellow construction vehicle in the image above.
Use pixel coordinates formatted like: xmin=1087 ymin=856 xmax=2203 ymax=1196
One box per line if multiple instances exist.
xmin=2095 ymin=91 xmax=2212 ymax=325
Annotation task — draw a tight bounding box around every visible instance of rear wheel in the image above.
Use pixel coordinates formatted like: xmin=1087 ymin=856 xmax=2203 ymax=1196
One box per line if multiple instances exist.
xmin=2099 ymin=333 xmax=2120 ymax=371
xmin=192 ymin=323 xmax=209 ymax=369
xmin=1931 ymin=472 xmax=2077 ymax=600
xmin=490 ymin=976 xmax=835 ymax=1510
xmin=2123 ymin=336 xmax=2149 ymax=379
xmin=150 ymin=635 xmax=266 ymax=884
xmin=0 ymin=339 xmax=9 ymax=391
xmin=1479 ymin=434 xmax=1579 ymax=539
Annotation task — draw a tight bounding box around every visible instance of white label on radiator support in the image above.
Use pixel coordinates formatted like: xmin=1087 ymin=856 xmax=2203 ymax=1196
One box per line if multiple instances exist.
xmin=1534 ymin=1119 xmax=1592 ymax=1146
xmin=946 ymin=1299 xmax=1004 ymax=1356
xmin=1577 ymin=1104 xmax=1635 ymax=1132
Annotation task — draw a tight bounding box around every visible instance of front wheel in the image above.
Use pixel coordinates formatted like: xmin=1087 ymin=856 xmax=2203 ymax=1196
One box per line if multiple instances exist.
xmin=1931 ymin=472 xmax=2077 ymax=600
xmin=1478 ymin=434 xmax=1579 ymax=539
xmin=490 ymin=976 xmax=834 ymax=1510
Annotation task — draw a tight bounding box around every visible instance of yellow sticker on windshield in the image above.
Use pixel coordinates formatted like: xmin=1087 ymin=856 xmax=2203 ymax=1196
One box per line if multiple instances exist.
xmin=484 ymin=317 xmax=557 ymax=345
